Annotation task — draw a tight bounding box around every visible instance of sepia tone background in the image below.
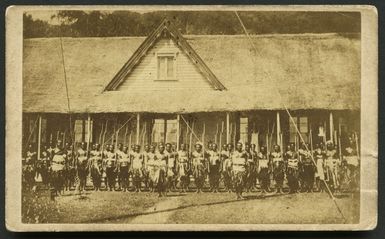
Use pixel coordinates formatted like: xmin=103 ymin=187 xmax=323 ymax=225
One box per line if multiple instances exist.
xmin=6 ymin=5 xmax=378 ymax=231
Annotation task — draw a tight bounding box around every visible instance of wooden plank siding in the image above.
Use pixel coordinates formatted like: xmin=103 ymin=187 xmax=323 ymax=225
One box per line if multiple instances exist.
xmin=117 ymin=38 xmax=214 ymax=91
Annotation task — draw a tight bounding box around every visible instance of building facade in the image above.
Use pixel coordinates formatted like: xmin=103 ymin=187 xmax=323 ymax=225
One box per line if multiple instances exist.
xmin=22 ymin=19 xmax=360 ymax=157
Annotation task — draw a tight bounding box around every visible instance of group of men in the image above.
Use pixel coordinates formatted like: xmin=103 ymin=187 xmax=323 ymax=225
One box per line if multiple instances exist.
xmin=23 ymin=136 xmax=360 ymax=199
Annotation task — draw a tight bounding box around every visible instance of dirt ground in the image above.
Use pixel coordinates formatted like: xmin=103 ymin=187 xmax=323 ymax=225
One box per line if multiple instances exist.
xmin=29 ymin=188 xmax=359 ymax=224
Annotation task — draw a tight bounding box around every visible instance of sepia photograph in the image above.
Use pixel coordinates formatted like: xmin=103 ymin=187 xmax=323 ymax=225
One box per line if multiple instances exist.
xmin=5 ymin=5 xmax=378 ymax=231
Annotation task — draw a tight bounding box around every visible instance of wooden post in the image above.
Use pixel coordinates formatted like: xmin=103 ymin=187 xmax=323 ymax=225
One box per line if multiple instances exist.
xmin=226 ymin=112 xmax=230 ymax=144
xmin=163 ymin=119 xmax=167 ymax=143
xmin=87 ymin=114 xmax=91 ymax=154
xmin=276 ymin=111 xmax=281 ymax=146
xmin=136 ymin=113 xmax=140 ymax=145
xmin=329 ymin=112 xmax=334 ymax=144
xmin=176 ymin=114 xmax=180 ymax=151
xmin=37 ymin=115 xmax=42 ymax=161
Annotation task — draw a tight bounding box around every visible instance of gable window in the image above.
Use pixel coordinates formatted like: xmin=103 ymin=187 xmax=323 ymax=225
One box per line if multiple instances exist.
xmin=157 ymin=53 xmax=176 ymax=80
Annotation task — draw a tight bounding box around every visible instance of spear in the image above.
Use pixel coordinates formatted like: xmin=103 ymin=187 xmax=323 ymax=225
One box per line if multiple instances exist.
xmin=151 ymin=122 xmax=156 ymax=145
xmin=256 ymin=132 xmax=259 ymax=153
xmin=219 ymin=121 xmax=224 ymax=152
xmin=270 ymin=122 xmax=275 ymax=150
xmin=280 ymin=132 xmax=284 ymax=155
xmin=214 ymin=123 xmax=219 ymax=145
xmin=323 ymin=121 xmax=327 ymax=145
xmin=354 ymin=132 xmax=360 ymax=161
xmin=310 ymin=129 xmax=314 ymax=155
xmin=189 ymin=121 xmax=194 ymax=170
xmin=141 ymin=122 xmax=147 ymax=150
xmin=101 ymin=120 xmax=108 ymax=153
xmin=189 ymin=121 xmax=194 ymax=148
xmin=63 ymin=131 xmax=66 ymax=147
xmin=233 ymin=123 xmax=236 ymax=146
xmin=123 ymin=123 xmax=128 ymax=146
xmin=202 ymin=122 xmax=208 ymax=173
xmin=185 ymin=122 xmax=189 ymax=145
xmin=266 ymin=133 xmax=269 ymax=153
xmin=338 ymin=130 xmax=342 ymax=162
xmin=115 ymin=121 xmax=120 ymax=151
xmin=98 ymin=122 xmax=104 ymax=144
xmin=128 ymin=133 xmax=132 ymax=151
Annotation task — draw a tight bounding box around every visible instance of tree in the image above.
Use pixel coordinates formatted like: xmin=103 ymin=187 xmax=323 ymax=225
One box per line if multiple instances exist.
xmin=24 ymin=10 xmax=360 ymax=39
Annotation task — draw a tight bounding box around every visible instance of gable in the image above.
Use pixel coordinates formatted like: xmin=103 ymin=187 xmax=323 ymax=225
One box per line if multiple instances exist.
xmin=104 ymin=19 xmax=226 ymax=91
xmin=117 ymin=37 xmax=215 ymax=91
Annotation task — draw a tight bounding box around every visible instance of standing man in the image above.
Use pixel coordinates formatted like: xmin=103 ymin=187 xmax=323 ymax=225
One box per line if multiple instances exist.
xmin=155 ymin=143 xmax=168 ymax=197
xmin=325 ymin=141 xmax=340 ymax=192
xmin=191 ymin=142 xmax=206 ymax=193
xmin=285 ymin=143 xmax=300 ymax=194
xmin=165 ymin=143 xmax=177 ymax=192
xmin=64 ymin=143 xmax=75 ymax=191
xmin=314 ymin=143 xmax=326 ymax=192
xmin=118 ymin=146 xmax=130 ymax=192
xmin=115 ymin=143 xmax=124 ymax=190
xmin=177 ymin=143 xmax=190 ymax=193
xmin=50 ymin=141 xmax=66 ymax=196
xmin=38 ymin=145 xmax=50 ymax=187
xmin=271 ymin=145 xmax=285 ymax=194
xmin=142 ymin=144 xmax=151 ymax=190
xmin=231 ymin=142 xmax=248 ymax=199
xmin=76 ymin=142 xmax=89 ymax=193
xmin=208 ymin=143 xmax=221 ymax=193
xmin=104 ymin=144 xmax=117 ymax=191
xmin=343 ymin=135 xmax=360 ymax=192
xmin=299 ymin=143 xmax=315 ymax=193
xmin=257 ymin=146 xmax=270 ymax=194
xmin=23 ymin=144 xmax=37 ymax=190
xmin=221 ymin=144 xmax=232 ymax=192
xmin=90 ymin=143 xmax=103 ymax=191
xmin=245 ymin=143 xmax=257 ymax=192
xmin=146 ymin=144 xmax=158 ymax=193
xmin=131 ymin=144 xmax=144 ymax=192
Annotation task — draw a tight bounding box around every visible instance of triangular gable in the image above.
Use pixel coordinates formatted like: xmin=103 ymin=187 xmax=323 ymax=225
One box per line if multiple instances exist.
xmin=104 ymin=19 xmax=226 ymax=91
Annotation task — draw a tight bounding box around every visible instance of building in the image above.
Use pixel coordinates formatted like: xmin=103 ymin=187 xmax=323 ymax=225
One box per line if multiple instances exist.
xmin=22 ymin=19 xmax=360 ymax=157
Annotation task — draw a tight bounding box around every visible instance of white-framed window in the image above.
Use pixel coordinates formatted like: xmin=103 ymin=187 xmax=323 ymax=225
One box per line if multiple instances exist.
xmin=157 ymin=53 xmax=177 ymax=80
xmin=152 ymin=119 xmax=177 ymax=144
xmin=152 ymin=119 xmax=165 ymax=143
xmin=74 ymin=119 xmax=93 ymax=143
xmin=289 ymin=116 xmax=308 ymax=143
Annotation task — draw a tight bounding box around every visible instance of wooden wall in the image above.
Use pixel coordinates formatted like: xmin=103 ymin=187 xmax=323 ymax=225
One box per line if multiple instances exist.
xmin=117 ymin=38 xmax=214 ymax=91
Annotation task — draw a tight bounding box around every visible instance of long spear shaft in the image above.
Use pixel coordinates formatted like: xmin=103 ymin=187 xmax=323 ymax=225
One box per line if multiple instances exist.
xmin=354 ymin=132 xmax=360 ymax=160
xmin=233 ymin=123 xmax=236 ymax=146
xmin=214 ymin=123 xmax=219 ymax=145
xmin=101 ymin=120 xmax=108 ymax=153
xmin=256 ymin=132 xmax=259 ymax=153
xmin=219 ymin=121 xmax=224 ymax=152
xmin=99 ymin=122 xmax=104 ymax=144
xmin=124 ymin=123 xmax=128 ymax=145
xmin=189 ymin=121 xmax=194 ymax=153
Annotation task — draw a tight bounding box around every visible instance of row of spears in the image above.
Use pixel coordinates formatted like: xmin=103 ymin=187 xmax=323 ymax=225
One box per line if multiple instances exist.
xmin=22 ymin=133 xmax=360 ymax=200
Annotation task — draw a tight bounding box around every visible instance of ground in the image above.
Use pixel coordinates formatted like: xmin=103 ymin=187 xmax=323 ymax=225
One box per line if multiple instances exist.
xmin=22 ymin=187 xmax=359 ymax=224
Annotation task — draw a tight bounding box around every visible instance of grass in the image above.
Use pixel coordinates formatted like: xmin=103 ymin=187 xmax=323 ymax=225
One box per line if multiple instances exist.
xmin=22 ymin=187 xmax=359 ymax=224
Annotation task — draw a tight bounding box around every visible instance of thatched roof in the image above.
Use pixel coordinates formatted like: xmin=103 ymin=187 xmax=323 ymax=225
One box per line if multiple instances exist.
xmin=23 ymin=33 xmax=360 ymax=114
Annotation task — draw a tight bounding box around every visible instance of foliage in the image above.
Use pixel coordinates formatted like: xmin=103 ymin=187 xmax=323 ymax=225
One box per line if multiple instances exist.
xmin=24 ymin=10 xmax=360 ymax=39
xmin=21 ymin=187 xmax=61 ymax=223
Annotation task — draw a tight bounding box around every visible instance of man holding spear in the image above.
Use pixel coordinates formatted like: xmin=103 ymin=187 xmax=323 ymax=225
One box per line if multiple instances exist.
xmin=231 ymin=142 xmax=248 ymax=199
xmin=191 ymin=142 xmax=206 ymax=193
